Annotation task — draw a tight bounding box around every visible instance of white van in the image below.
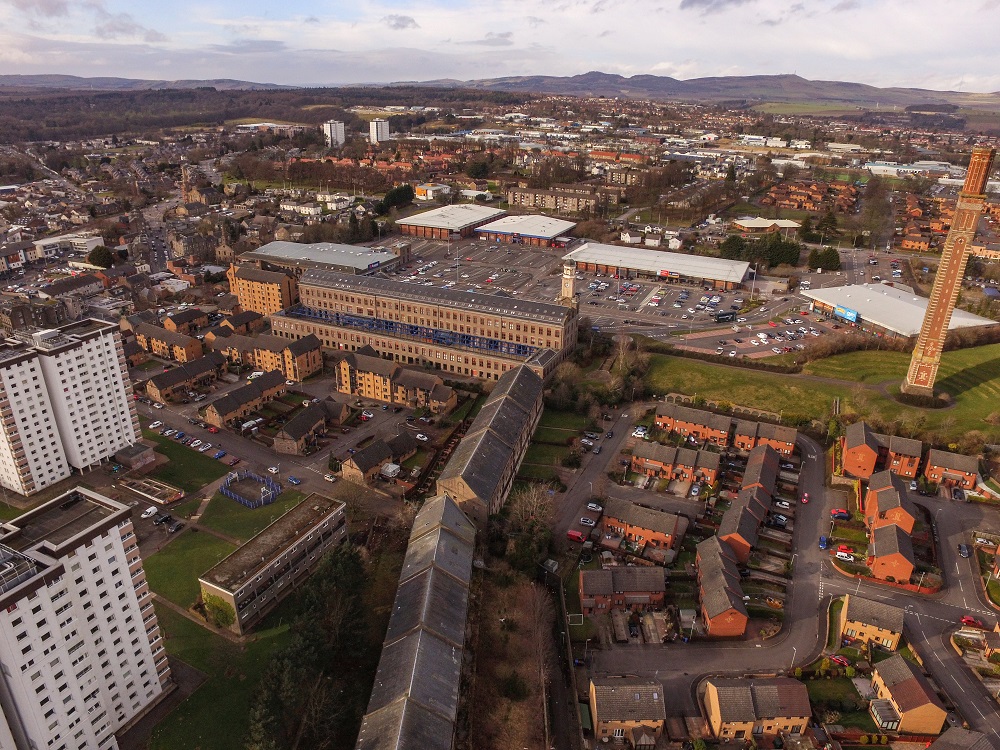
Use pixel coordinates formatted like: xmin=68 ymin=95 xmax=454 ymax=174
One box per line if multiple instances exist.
xmin=835 ymin=551 xmax=854 ymax=562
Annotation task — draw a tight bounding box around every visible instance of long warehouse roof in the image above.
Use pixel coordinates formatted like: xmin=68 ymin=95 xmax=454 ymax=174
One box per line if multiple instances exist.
xmin=802 ymin=283 xmax=998 ymax=336
xmin=396 ymin=204 xmax=506 ymax=230
xmin=564 ymin=242 xmax=750 ymax=284
xmin=242 ymin=240 xmax=397 ymax=270
xmin=297 ymin=268 xmax=574 ymax=324
xmin=475 ymin=214 xmax=577 ymax=239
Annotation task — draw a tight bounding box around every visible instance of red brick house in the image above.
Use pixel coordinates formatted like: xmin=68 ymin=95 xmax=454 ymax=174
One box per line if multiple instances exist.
xmin=631 ymin=443 xmax=720 ymax=485
xmin=867 ymin=524 xmax=915 ymax=583
xmin=696 ymin=537 xmax=748 ymax=637
xmin=864 ymin=471 xmax=918 ymax=534
xmin=732 ymin=419 xmax=758 ymax=451
xmin=741 ymin=445 xmax=780 ymax=496
xmin=842 ymin=421 xmax=923 ymax=480
xmin=579 ymin=568 xmax=666 ymax=615
xmin=601 ymin=497 xmax=682 ymax=551
xmin=717 ymin=486 xmax=769 ymax=564
xmin=654 ymin=403 xmax=731 ymax=446
xmin=924 ymin=449 xmax=978 ymax=490
xmin=754 ymin=422 xmax=797 ymax=456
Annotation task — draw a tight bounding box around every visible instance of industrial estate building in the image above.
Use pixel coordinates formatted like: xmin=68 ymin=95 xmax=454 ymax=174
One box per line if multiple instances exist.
xmin=564 ymin=242 xmax=750 ymax=289
xmin=199 ymin=494 xmax=348 ymax=634
xmin=475 ymin=215 xmax=577 ymax=247
xmin=0 ymin=487 xmax=170 ymax=749
xmin=396 ymin=204 xmax=506 ymax=240
xmin=235 ymin=240 xmax=407 ymax=277
xmin=0 ymin=320 xmax=140 ymax=496
xmin=270 ymin=268 xmax=577 ymax=379
xmin=802 ymin=284 xmax=997 ymax=338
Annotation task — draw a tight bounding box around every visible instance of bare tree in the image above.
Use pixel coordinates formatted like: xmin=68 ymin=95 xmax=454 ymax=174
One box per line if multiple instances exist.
xmin=507 ymin=484 xmax=555 ymax=533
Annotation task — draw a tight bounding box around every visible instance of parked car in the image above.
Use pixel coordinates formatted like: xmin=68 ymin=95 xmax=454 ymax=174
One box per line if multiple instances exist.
xmin=580 ymin=517 xmax=596 ymax=527
xmin=690 ymin=485 xmax=701 ymax=497
xmin=228 ymin=457 xmax=241 ymax=466
xmin=831 ymin=511 xmax=850 ymax=521
xmin=287 ymin=476 xmax=302 ymax=486
xmin=958 ymin=543 xmax=971 ymax=558
xmin=831 ymin=508 xmax=848 ymax=517
xmin=153 ymin=514 xmax=172 ymax=526
xmin=830 ymin=655 xmax=850 ymax=667
xmin=953 ymin=488 xmax=966 ymax=502
xmin=168 ymin=522 xmax=184 ymax=534
xmin=361 ymin=410 xmax=374 ymax=419
xmin=835 ymin=551 xmax=854 ymax=562
xmin=773 ymin=514 xmax=788 ymax=525
xmin=774 ymin=500 xmax=791 ymax=509
xmin=800 ymin=492 xmax=809 ymax=503
xmin=212 ymin=450 xmax=226 ymax=459
xmin=818 ymin=536 xmax=829 ymax=550
xmin=909 ymin=480 xmax=918 ymax=491
xmin=267 ymin=466 xmax=280 ymax=474
xmin=207 ymin=426 xmax=219 ymax=434
xmin=606 ymin=431 xmax=614 ymax=438
xmin=324 ymin=474 xmax=337 ymax=483
xmin=153 ymin=402 xmax=164 ymax=409
xmin=838 ymin=545 xmax=854 ymax=553
xmin=149 ymin=421 xmax=162 ymax=430
xmin=961 ymin=616 xmax=984 ymax=628
xmin=586 ymin=503 xmax=603 ymax=513
xmin=580 ymin=438 xmax=594 ymax=447
xmin=140 ymin=507 xmax=157 ymax=519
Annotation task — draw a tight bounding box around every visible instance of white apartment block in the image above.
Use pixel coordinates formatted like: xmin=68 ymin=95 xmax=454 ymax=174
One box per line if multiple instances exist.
xmin=0 ymin=487 xmax=170 ymax=750
xmin=0 ymin=320 xmax=140 ymax=496
xmin=369 ymin=118 xmax=389 ymax=144
xmin=322 ymin=120 xmax=346 ymax=148
xmin=29 ymin=233 xmax=104 ymax=263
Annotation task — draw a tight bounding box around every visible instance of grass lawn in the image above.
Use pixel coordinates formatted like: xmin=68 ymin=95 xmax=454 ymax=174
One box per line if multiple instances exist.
xmin=168 ymin=495 xmax=204 ymax=520
xmin=523 ymin=443 xmax=572 ymax=466
xmin=446 ymin=395 xmax=479 ymax=424
xmin=838 ymin=711 xmax=878 ymax=732
xmin=832 ymin=524 xmax=870 ymax=546
xmin=517 ymin=464 xmax=562 ymax=482
xmin=645 ymin=354 xmax=849 ymax=421
xmin=150 ymin=604 xmax=292 ymax=750
xmin=538 ymin=409 xmax=592 ymax=430
xmin=144 ymin=530 xmax=237 ymax=608
xmin=198 ymin=490 xmax=307 ymax=544
xmin=828 ymin=597 xmax=844 ymax=649
xmin=533 ymin=426 xmax=575 ymax=444
xmin=805 ymin=676 xmax=861 ymax=705
xmin=987 ymin=578 xmax=1000 ymax=606
xmin=142 ymin=430 xmax=229 ymax=494
xmin=402 ymin=449 xmax=429 ymax=470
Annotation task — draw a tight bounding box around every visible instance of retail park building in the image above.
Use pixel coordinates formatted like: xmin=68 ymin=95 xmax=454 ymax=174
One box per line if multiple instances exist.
xmin=564 ymin=242 xmax=751 ymax=290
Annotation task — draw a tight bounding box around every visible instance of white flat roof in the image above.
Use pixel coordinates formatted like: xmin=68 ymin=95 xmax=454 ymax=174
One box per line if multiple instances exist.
xmin=564 ymin=242 xmax=750 ymax=284
xmin=802 ymin=283 xmax=998 ymax=336
xmin=396 ymin=204 xmax=506 ymax=231
xmin=733 ymin=216 xmax=801 ymax=229
xmin=476 ymin=214 xmax=577 ymax=239
xmin=245 ymin=240 xmax=397 ymax=270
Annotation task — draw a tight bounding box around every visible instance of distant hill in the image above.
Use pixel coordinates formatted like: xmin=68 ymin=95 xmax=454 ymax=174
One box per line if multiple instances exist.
xmin=0 ymin=74 xmax=290 ymax=91
xmin=403 ymin=71 xmax=1000 ymax=110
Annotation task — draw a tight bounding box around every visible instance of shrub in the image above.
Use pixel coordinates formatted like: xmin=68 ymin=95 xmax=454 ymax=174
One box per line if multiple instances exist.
xmin=498 ymin=671 xmax=530 ymax=701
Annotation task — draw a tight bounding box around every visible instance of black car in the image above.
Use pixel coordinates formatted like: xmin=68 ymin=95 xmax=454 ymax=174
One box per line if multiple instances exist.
xmin=606 ymin=431 xmax=614 ymax=438
xmin=958 ymin=544 xmax=971 ymax=559
xmin=152 ymin=514 xmax=172 ymax=526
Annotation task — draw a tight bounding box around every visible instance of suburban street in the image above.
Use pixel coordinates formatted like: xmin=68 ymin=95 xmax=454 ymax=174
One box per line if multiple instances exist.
xmin=566 ymin=422 xmax=1000 ymax=739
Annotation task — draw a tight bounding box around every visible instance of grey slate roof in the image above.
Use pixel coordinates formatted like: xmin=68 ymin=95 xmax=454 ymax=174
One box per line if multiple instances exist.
xmin=928 ymin=728 xmax=994 ymax=750
xmin=655 ymin=402 xmax=731 ymax=433
xmin=707 ymin=677 xmax=811 ymax=722
xmin=603 ymin=497 xmax=680 ymax=537
xmin=742 ymin=444 xmax=780 ymax=495
xmin=133 ymin=321 xmax=198 ymax=348
xmin=147 ymin=352 xmax=226 ymax=391
xmin=205 ymin=370 xmax=284 ymax=419
xmin=927 ymin=448 xmax=979 ymax=476
xmin=275 ymin=403 xmax=327 ymax=441
xmin=349 ymin=439 xmax=393 ymax=474
xmin=756 ymin=422 xmax=797 ymax=446
xmin=844 ymin=595 xmax=905 ymax=633
xmin=581 ymin=569 xmax=614 ymax=597
xmin=696 ymin=537 xmax=747 ymax=619
xmin=845 ymin=420 xmax=879 ymax=452
xmin=355 ymin=496 xmax=474 ymax=750
xmin=591 ymin=678 xmax=667 ymax=724
xmin=874 ymin=654 xmax=944 ymax=712
xmin=868 ymin=523 xmax=914 ymax=563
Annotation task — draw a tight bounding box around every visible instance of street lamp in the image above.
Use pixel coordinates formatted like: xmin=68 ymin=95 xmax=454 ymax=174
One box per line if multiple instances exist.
xmin=790 ymin=646 xmax=797 ymax=670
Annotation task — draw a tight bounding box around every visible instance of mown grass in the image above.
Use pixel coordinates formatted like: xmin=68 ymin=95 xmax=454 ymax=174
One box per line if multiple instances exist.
xmin=539 ymin=409 xmax=592 ymax=430
xmin=197 ymin=490 xmax=307 ymax=543
xmin=523 ymin=443 xmax=572 ymax=466
xmin=144 ymin=530 xmax=237 ymax=608
xmin=142 ymin=430 xmax=229 ymax=493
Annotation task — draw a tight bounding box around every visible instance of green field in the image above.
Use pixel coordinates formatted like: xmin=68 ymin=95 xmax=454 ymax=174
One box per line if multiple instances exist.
xmin=197 ymin=490 xmax=306 ymax=543
xmin=523 ymin=443 xmax=572 ymax=466
xmin=645 ymin=354 xmax=849 ymax=421
xmin=142 ymin=430 xmax=230 ymax=493
xmin=151 ymin=604 xmax=292 ymax=750
xmin=532 ymin=426 xmax=575 ymax=444
xmin=753 ymin=102 xmax=864 ymax=116
xmin=538 ymin=409 xmax=592 ymax=430
xmin=144 ymin=530 xmax=237 ymax=608
xmin=645 ymin=344 xmax=1000 ymax=441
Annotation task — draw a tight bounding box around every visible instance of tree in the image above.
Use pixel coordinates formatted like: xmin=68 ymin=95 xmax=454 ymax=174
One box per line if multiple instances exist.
xmin=203 ymin=594 xmax=236 ymax=629
xmin=87 ymin=245 xmax=114 ymax=268
xmin=507 ymin=483 xmax=555 ymax=532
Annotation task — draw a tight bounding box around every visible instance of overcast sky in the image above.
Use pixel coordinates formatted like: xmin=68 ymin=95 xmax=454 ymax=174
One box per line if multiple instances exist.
xmin=1 ymin=0 xmax=999 ymax=92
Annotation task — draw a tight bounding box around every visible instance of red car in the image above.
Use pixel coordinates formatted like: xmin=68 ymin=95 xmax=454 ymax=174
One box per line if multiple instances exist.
xmin=207 ymin=427 xmax=219 ymax=434
xmin=830 ymin=655 xmax=850 ymax=667
xmin=960 ymin=616 xmax=984 ymax=628
xmin=838 ymin=545 xmax=853 ymax=553
xmin=768 ymin=321 xmax=778 ymax=327
xmin=801 ymin=492 xmax=809 ymax=503
xmin=831 ymin=508 xmax=848 ymax=516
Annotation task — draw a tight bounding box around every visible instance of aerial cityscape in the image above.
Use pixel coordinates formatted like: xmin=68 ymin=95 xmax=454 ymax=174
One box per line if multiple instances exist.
xmin=0 ymin=3 xmax=1000 ymax=750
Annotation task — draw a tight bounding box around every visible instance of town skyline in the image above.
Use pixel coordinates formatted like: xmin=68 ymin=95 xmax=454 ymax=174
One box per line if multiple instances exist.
xmin=1 ymin=0 xmax=999 ymax=91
